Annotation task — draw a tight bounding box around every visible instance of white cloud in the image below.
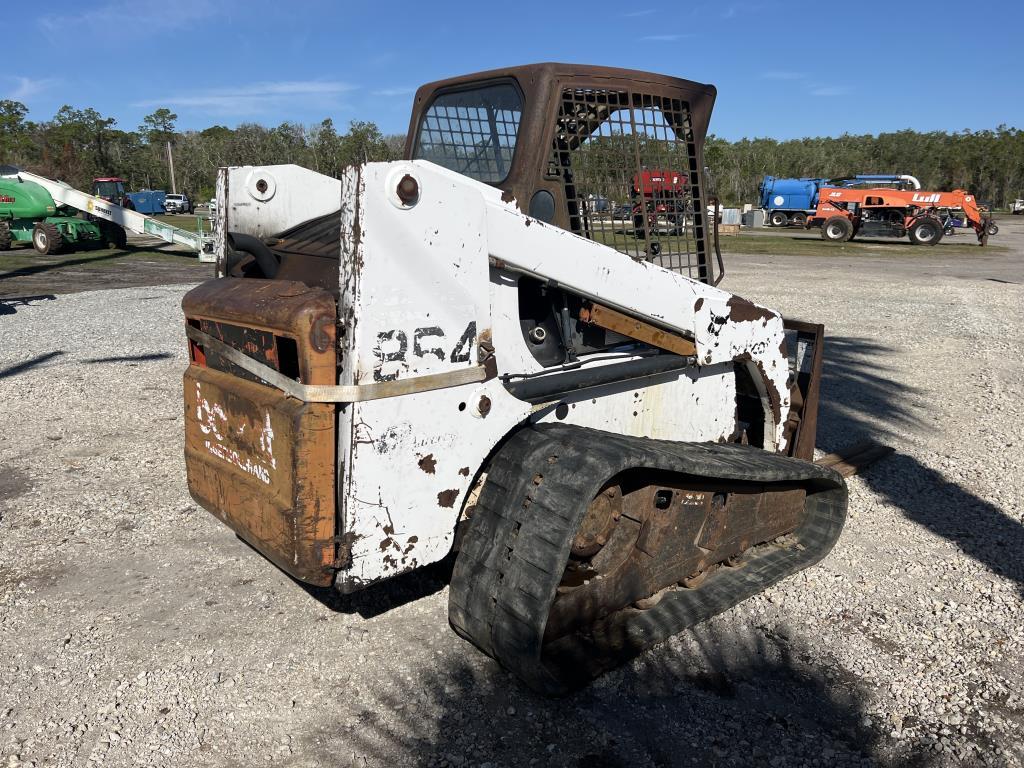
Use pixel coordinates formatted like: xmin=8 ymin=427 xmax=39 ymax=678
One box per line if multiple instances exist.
xmin=372 ymin=87 xmax=416 ymax=98
xmin=759 ymin=71 xmax=805 ymax=81
xmin=809 ymin=86 xmax=850 ymax=97
xmin=2 ymin=76 xmax=59 ymax=101
xmin=638 ymin=33 xmax=694 ymax=41
xmin=39 ymin=0 xmax=216 ymax=35
xmin=134 ymin=81 xmax=358 ymax=115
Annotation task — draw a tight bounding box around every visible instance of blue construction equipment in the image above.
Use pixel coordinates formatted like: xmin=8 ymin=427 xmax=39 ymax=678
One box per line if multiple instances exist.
xmin=759 ymin=174 xmax=921 ymax=227
xmin=127 ymin=190 xmax=167 ymax=215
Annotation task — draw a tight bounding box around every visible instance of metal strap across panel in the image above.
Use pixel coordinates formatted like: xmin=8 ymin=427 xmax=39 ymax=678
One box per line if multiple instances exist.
xmin=186 ymin=326 xmax=487 ymax=403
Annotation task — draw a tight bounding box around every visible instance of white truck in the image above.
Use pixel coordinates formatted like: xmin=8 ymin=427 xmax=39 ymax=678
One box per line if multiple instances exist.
xmin=163 ymin=193 xmax=192 ymax=214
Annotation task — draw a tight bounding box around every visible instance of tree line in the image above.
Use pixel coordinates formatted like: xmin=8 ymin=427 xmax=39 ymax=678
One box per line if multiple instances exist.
xmin=1 ymin=98 xmax=1021 ymax=208
xmin=0 ymin=102 xmax=403 ymax=203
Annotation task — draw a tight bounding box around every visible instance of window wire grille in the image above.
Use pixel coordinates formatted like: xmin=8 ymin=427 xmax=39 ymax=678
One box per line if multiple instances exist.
xmin=414 ymin=83 xmax=523 ymax=183
xmin=548 ymin=89 xmax=709 ymax=281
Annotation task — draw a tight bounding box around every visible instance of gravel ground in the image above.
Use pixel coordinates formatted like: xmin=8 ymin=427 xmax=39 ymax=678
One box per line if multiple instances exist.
xmin=1 ymin=220 xmax=1022 ymax=767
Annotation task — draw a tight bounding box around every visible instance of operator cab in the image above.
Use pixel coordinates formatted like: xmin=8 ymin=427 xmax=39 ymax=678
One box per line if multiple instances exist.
xmin=407 ymin=64 xmax=719 ymax=284
xmin=92 ymin=178 xmax=130 ymax=207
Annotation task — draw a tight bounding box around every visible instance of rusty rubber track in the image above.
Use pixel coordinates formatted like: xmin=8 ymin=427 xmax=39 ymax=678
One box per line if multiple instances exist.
xmin=448 ymin=423 xmax=848 ymax=696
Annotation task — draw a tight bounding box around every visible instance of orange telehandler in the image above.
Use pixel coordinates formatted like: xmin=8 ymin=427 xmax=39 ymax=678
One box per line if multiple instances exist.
xmin=807 ymin=186 xmax=992 ymax=246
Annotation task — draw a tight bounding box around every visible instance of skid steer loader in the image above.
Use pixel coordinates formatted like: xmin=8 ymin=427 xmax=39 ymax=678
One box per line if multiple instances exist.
xmin=182 ymin=63 xmax=847 ymax=695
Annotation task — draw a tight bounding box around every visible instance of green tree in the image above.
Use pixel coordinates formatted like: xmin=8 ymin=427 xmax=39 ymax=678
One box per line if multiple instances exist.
xmin=339 ymin=120 xmax=392 ymax=166
xmin=0 ymin=100 xmax=31 ymax=164
xmin=42 ymin=105 xmax=118 ymax=186
xmin=139 ymin=108 xmax=178 ymax=145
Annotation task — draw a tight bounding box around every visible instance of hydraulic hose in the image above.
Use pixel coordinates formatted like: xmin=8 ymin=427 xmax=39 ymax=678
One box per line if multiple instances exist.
xmin=709 ymin=195 xmax=726 ymax=286
xmin=226 ymin=232 xmax=280 ymax=279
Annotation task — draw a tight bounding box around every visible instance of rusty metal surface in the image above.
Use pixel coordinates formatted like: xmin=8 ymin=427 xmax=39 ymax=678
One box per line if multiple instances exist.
xmin=184 ymin=367 xmax=337 ymax=585
xmin=782 ymin=319 xmax=825 ymax=461
xmin=580 ymin=302 xmax=697 ymax=357
xmin=265 ymin=211 xmax=343 ymax=294
xmin=182 ymin=279 xmax=338 ymax=585
xmin=188 ymin=324 xmax=489 ymax=404
xmin=815 ymin=439 xmax=894 ymax=478
xmin=544 ymin=476 xmax=806 ymax=642
xmin=189 ymin=320 xmax=279 ymax=387
xmin=183 ymin=278 xmax=337 ymax=386
xmin=405 ymin=63 xmax=717 ymax=283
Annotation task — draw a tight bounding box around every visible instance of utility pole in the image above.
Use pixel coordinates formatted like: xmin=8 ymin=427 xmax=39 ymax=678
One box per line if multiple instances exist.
xmin=166 ymin=141 xmax=178 ymax=194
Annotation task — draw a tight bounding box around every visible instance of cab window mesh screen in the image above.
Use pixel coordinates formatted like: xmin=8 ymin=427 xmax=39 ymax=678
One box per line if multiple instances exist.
xmin=549 ymin=88 xmax=709 ymax=281
xmin=413 ymin=83 xmax=522 ymax=183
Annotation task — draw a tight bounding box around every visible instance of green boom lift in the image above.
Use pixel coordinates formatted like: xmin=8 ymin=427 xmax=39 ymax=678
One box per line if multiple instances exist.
xmin=0 ymin=170 xmax=110 ymax=254
xmin=0 ymin=165 xmax=214 ymax=260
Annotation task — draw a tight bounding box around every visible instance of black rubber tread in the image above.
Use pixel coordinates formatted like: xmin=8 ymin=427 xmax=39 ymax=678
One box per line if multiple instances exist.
xmin=35 ymin=222 xmax=64 ymax=255
xmin=449 ymin=423 xmax=847 ymax=695
xmin=102 ymin=222 xmax=128 ymax=250
xmin=908 ymin=216 xmax=944 ymax=246
xmin=821 ymin=215 xmax=853 ymax=242
xmin=0 ymin=222 xmax=11 ymax=251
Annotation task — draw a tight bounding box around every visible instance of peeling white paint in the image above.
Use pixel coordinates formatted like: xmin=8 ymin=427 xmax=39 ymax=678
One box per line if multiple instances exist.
xmin=215 ymin=160 xmax=798 ymax=591
xmin=203 ymin=439 xmax=272 ymax=485
xmin=327 ymin=161 xmax=796 ymax=590
xmin=193 ymin=380 xmax=277 ymax=485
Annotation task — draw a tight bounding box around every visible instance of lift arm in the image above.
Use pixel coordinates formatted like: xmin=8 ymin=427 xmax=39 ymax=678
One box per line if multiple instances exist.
xmin=945 ymin=190 xmax=989 ymax=237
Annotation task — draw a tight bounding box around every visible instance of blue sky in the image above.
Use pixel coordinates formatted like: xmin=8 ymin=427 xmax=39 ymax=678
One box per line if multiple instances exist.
xmin=3 ymin=0 xmax=1021 ymax=140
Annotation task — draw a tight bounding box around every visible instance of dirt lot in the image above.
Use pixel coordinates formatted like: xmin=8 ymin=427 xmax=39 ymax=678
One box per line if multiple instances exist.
xmin=1 ymin=218 xmax=1022 ymax=767
xmin=0 ymin=230 xmax=211 ymax=301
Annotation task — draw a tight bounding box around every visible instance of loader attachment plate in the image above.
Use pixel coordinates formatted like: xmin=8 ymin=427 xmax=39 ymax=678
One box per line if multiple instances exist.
xmin=182 ymin=279 xmax=339 ymax=586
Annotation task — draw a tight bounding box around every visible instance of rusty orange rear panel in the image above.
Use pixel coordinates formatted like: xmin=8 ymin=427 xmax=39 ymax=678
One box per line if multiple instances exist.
xmin=182 ymin=279 xmax=338 ymax=586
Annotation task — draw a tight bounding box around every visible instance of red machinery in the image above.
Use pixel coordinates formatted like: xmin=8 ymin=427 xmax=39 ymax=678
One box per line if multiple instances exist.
xmin=808 ymin=187 xmax=991 ymax=246
xmin=91 ymin=178 xmax=134 ymax=210
xmin=632 ymin=169 xmax=689 ymax=236
xmin=635 ymin=169 xmax=688 ymax=199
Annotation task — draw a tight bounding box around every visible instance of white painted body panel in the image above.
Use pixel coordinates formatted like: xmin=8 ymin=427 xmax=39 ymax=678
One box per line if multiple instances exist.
xmin=215 ymin=160 xmax=793 ymax=590
xmin=332 ymin=161 xmax=790 ymax=590
xmin=219 ymin=165 xmax=342 ymax=244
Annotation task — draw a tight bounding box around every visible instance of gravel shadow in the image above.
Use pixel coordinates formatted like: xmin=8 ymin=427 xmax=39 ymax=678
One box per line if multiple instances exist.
xmin=83 ymin=352 xmax=173 ymax=364
xmin=299 ymin=554 xmax=456 ymax=620
xmin=820 ymin=335 xmax=1024 ymax=593
xmin=0 ymin=350 xmax=65 ymax=379
xmin=297 ymin=622 xmax=934 ymax=767
xmin=0 ymin=293 xmax=56 ymax=315
xmin=860 ymin=452 xmax=1024 ymax=592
